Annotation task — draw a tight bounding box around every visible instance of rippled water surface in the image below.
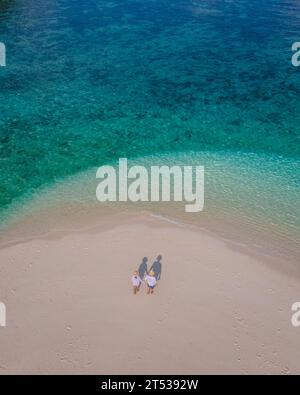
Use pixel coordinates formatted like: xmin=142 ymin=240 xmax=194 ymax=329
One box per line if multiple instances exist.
xmin=0 ymin=0 xmax=299 ymax=236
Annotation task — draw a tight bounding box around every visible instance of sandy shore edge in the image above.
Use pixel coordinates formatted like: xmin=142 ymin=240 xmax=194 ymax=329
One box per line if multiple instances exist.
xmin=0 ymin=210 xmax=299 ymax=374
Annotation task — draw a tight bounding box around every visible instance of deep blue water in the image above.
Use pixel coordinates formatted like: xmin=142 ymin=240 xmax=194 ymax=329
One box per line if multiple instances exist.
xmin=0 ymin=0 xmax=299 ymax=222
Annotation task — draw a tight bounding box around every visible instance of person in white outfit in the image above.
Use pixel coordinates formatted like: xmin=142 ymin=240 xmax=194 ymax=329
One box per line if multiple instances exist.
xmin=131 ymin=271 xmax=143 ymax=295
xmin=145 ymin=270 xmax=157 ymax=295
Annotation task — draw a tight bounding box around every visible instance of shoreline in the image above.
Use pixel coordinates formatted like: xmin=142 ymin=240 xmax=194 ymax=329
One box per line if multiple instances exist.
xmin=0 ymin=209 xmax=299 ymax=374
xmin=1 ymin=200 xmax=299 ymax=275
xmin=1 ymin=150 xmax=299 ymax=266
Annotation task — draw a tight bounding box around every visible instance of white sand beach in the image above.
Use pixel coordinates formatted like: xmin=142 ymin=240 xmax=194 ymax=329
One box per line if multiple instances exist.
xmin=0 ymin=210 xmax=299 ymax=374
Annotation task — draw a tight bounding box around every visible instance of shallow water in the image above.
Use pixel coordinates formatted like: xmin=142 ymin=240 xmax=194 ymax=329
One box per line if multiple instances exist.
xmin=1 ymin=151 xmax=299 ymax=263
xmin=0 ymin=0 xmax=299 ymax=238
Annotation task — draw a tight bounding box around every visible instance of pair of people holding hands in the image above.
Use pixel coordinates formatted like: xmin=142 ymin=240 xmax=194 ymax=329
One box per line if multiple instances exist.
xmin=131 ymin=255 xmax=162 ymax=295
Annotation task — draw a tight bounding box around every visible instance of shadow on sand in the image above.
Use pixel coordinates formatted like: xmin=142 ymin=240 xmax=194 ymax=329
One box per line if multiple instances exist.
xmin=138 ymin=255 xmax=163 ymax=281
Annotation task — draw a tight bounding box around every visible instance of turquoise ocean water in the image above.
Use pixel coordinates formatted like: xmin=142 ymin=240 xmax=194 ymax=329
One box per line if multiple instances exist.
xmin=0 ymin=0 xmax=299 ymax=246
